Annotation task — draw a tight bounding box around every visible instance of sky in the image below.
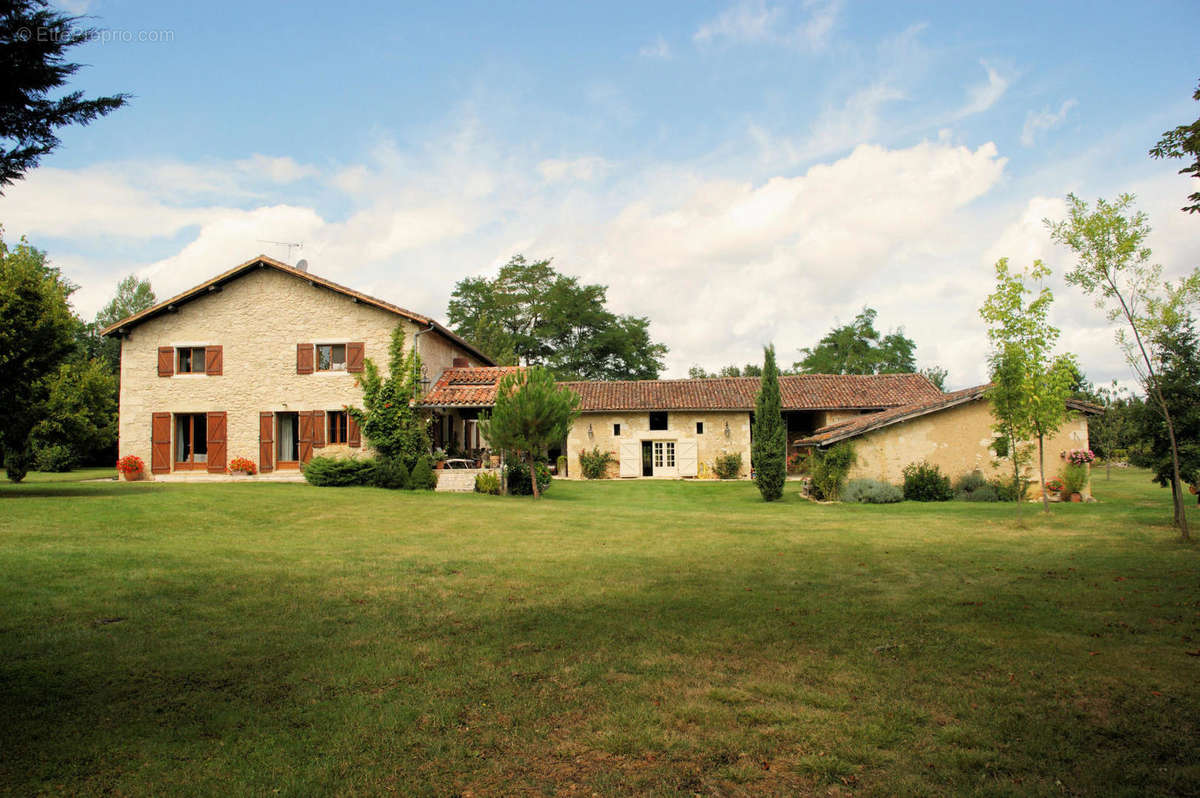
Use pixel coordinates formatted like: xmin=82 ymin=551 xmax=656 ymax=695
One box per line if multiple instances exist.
xmin=3 ymin=0 xmax=1199 ymax=389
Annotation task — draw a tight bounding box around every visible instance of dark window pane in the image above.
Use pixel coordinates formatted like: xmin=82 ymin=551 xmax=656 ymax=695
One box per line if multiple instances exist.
xmin=649 ymin=412 xmax=668 ymax=431
xmin=696 ymin=422 xmax=704 ymax=434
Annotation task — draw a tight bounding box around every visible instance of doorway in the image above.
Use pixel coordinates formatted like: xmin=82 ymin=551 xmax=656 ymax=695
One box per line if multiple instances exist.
xmin=641 ymin=440 xmax=677 ymax=477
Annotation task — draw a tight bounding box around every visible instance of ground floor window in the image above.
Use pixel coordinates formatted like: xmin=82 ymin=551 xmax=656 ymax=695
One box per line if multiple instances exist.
xmin=278 ymin=412 xmax=299 ymax=462
xmin=175 ymin=413 xmax=208 ymax=465
xmin=328 ymin=410 xmax=348 ymax=444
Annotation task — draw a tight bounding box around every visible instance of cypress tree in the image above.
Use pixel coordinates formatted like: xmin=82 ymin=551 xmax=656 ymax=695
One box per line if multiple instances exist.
xmin=752 ymin=344 xmax=787 ymax=501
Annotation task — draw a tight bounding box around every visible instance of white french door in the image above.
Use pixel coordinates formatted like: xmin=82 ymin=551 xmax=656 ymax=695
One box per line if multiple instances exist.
xmin=652 ymin=441 xmax=677 ymax=477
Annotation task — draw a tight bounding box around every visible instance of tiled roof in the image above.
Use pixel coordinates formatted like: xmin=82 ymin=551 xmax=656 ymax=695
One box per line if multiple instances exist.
xmin=420 ymin=369 xmax=942 ymax=411
xmin=100 ymin=254 xmax=494 ymax=367
xmin=421 ymin=366 xmax=526 ymax=407
xmin=562 ymin=373 xmax=943 ymax=412
xmin=793 ymin=385 xmax=1104 ymax=447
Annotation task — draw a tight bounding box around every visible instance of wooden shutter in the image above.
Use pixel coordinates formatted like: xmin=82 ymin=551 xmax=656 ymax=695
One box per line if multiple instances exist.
xmin=312 ymin=410 xmax=326 ymax=448
xmin=619 ymin=440 xmax=639 ymax=477
xmin=676 ymin=440 xmax=698 ymax=477
xmin=151 ymin=413 xmax=172 ymax=473
xmin=347 ymin=342 xmax=365 ymax=373
xmin=298 ymin=411 xmax=314 ymax=463
xmin=259 ymin=412 xmax=274 ymax=473
xmin=204 ymin=345 xmax=223 ymax=376
xmin=348 ymin=413 xmax=361 ymax=448
xmin=297 ymin=343 xmax=314 ymax=374
xmin=206 ymin=412 xmax=227 ymax=473
xmin=157 ymin=347 xmax=174 ymax=377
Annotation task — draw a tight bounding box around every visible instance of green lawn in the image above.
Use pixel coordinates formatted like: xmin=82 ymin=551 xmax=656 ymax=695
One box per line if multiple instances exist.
xmin=0 ymin=470 xmax=1197 ymax=796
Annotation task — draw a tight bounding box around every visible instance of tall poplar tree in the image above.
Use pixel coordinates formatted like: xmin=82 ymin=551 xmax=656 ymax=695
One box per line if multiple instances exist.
xmin=752 ymin=344 xmax=786 ymax=501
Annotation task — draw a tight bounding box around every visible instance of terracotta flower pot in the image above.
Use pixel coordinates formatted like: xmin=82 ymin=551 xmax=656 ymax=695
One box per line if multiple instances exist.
xmin=1070 ymin=492 xmax=1083 ymax=503
xmin=122 ymin=471 xmax=143 ymax=482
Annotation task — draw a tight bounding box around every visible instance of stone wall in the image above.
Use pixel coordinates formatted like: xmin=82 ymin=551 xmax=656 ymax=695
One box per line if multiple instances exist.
xmin=565 ymin=410 xmax=752 ymax=478
xmin=845 ymin=398 xmax=1092 ymax=498
xmin=117 ymin=267 xmax=475 ymax=476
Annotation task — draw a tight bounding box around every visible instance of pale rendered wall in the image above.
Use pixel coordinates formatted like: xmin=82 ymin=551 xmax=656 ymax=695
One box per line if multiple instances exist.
xmin=566 ymin=411 xmax=752 ymax=478
xmin=844 ymin=398 xmax=1091 ymax=498
xmin=418 ymin=327 xmax=487 ymax=377
xmin=117 ymin=267 xmax=447 ymax=475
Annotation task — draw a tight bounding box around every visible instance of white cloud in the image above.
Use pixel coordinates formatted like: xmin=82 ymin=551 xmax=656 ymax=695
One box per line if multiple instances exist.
xmin=955 ymin=61 xmax=1010 ymax=118
xmin=639 ymin=36 xmax=671 ymax=59
xmin=235 ymin=155 xmax=320 ymax=183
xmin=1021 ymin=99 xmax=1078 ymax=147
xmin=694 ymin=0 xmax=840 ymax=51
xmin=537 ymin=156 xmax=609 ymax=183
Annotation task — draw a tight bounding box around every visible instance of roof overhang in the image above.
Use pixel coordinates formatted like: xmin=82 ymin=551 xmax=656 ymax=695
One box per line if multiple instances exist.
xmin=101 ymin=255 xmax=493 ymax=366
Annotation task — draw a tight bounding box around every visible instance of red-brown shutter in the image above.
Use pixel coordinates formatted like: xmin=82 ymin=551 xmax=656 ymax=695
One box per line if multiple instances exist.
xmin=297 ymin=343 xmax=314 ymax=374
xmin=348 ymin=413 xmax=361 ymax=448
xmin=151 ymin=413 xmax=171 ymax=473
xmin=312 ymin=410 xmax=326 ymax=448
xmin=205 ymin=345 xmax=223 ymax=376
xmin=298 ymin=411 xmax=314 ymax=463
xmin=206 ymin=412 xmax=227 ymax=473
xmin=347 ymin=342 xmax=365 ymax=373
xmin=158 ymin=347 xmax=174 ymax=377
xmin=259 ymin=412 xmax=274 ymax=473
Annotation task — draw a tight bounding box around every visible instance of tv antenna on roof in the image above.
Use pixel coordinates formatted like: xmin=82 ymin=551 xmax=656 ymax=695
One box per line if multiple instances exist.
xmin=258 ymin=240 xmax=303 ymax=263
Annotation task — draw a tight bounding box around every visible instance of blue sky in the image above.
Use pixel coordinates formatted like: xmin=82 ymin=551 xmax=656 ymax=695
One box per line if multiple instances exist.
xmin=4 ymin=0 xmax=1199 ymax=387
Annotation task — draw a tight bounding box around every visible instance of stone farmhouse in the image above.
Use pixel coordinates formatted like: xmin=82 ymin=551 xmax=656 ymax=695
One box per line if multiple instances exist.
xmin=105 ymin=255 xmax=1096 ymax=494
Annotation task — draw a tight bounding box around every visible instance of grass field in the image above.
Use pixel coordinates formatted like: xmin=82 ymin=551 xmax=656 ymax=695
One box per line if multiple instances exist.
xmin=1 ymin=468 xmax=1197 ymax=796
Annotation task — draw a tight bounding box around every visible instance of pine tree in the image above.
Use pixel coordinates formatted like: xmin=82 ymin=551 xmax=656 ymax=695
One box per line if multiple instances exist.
xmin=480 ymin=367 xmax=580 ymax=498
xmin=752 ymin=345 xmax=786 ymax=501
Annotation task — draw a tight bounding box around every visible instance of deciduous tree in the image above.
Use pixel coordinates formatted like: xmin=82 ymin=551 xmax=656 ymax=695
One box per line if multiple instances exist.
xmin=1149 ymin=79 xmax=1200 ymax=215
xmin=980 ymin=258 xmax=1078 ymax=515
xmin=448 ymin=255 xmax=667 ymax=380
xmin=0 ymin=233 xmax=77 ymax=480
xmin=348 ymin=325 xmax=429 ymax=467
xmin=1047 ymin=193 xmax=1200 ymax=538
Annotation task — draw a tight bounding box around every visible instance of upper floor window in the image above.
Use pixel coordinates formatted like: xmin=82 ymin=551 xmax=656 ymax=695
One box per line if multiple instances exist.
xmin=696 ymin=421 xmax=704 ymax=434
xmin=613 ymin=423 xmax=621 ymax=436
xmin=177 ymin=346 xmax=206 ymax=373
xmin=649 ymin=411 xmax=668 ymax=431
xmin=317 ymin=344 xmax=347 ymax=371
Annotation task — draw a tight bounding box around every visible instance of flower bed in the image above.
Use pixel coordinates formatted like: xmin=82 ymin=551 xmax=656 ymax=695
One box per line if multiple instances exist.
xmin=228 ymin=457 xmax=257 ymax=476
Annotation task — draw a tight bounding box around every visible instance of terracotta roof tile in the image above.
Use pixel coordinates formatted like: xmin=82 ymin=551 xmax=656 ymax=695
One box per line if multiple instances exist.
xmin=420 ymin=369 xmax=943 ymax=410
xmin=793 ymin=384 xmax=1103 ymax=447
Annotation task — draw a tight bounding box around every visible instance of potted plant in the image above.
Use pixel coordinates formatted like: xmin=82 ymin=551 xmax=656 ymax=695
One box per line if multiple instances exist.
xmin=116 ymin=455 xmax=145 ymax=481
xmin=1044 ymin=478 xmax=1064 ymax=501
xmin=1061 ymin=448 xmax=1095 ymax=502
xmin=433 ymin=448 xmax=447 ymax=470
xmin=228 ymin=457 xmax=257 ymax=477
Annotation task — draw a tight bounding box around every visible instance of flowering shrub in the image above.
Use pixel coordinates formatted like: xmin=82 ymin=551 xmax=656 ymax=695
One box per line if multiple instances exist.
xmin=1044 ymin=478 xmax=1065 ymax=493
xmin=1062 ymin=448 xmax=1096 ymax=465
xmin=116 ymin=455 xmax=144 ymax=475
xmin=228 ymin=457 xmax=257 ymax=475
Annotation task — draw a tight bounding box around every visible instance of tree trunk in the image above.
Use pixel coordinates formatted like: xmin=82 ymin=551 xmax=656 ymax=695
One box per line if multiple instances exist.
xmin=1152 ymin=383 xmax=1190 ymax=541
xmin=1038 ymin=433 xmax=1049 ymax=514
xmin=528 ymin=451 xmax=540 ymax=499
xmin=1011 ymin=435 xmax=1022 ymax=521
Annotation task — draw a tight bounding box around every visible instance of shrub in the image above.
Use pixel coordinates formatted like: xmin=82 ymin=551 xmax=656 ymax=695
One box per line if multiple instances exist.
xmin=579 ymin=447 xmax=615 ymax=479
xmin=962 ymin=484 xmax=1001 ymax=502
xmin=371 ymin=458 xmax=410 ymax=490
xmin=1061 ymin=462 xmax=1089 ymax=495
xmin=474 ymin=471 xmax=501 ymax=495
xmin=556 ymin=454 xmax=568 ymax=476
xmin=953 ymin=470 xmax=987 ymax=494
xmin=34 ymin=443 xmax=75 ymax=472
xmin=410 ymin=455 xmax=437 ymax=490
xmin=992 ymin=475 xmax=1028 ymax=502
xmin=506 ymin=460 xmax=551 ymax=496
xmin=902 ymin=460 xmax=953 ymax=502
xmin=713 ymin=452 xmax=743 ymax=480
xmin=810 ymin=443 xmax=855 ymax=501
xmin=954 ymin=470 xmax=999 ymax=502
xmin=842 ymin=478 xmax=903 ymax=504
xmin=302 ymin=456 xmax=376 ymax=487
